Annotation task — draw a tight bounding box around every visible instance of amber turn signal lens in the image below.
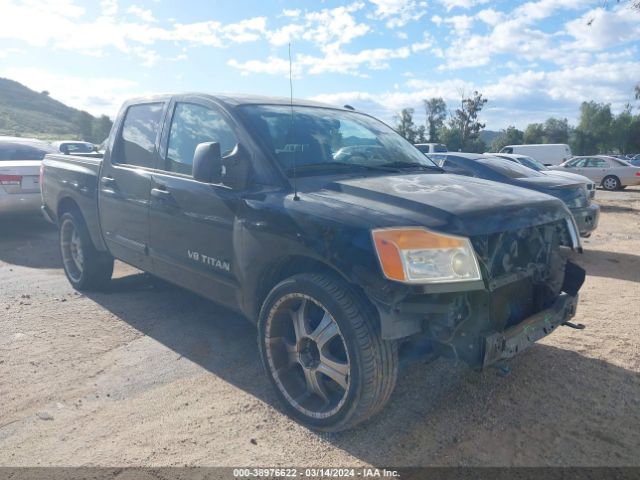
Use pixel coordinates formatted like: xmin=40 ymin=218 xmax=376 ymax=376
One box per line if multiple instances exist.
xmin=372 ymin=229 xmax=464 ymax=281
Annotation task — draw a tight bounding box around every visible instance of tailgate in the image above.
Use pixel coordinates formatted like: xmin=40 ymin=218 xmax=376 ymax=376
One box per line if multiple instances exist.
xmin=0 ymin=161 xmax=42 ymax=194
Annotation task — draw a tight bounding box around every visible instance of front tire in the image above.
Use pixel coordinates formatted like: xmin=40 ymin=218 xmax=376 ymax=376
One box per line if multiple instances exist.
xmin=602 ymin=175 xmax=621 ymax=191
xmin=59 ymin=211 xmax=113 ymax=290
xmin=258 ymin=273 xmax=398 ymax=432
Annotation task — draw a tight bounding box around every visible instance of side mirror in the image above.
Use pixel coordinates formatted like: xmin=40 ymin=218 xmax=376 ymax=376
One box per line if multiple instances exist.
xmin=193 ymin=142 xmax=222 ymax=183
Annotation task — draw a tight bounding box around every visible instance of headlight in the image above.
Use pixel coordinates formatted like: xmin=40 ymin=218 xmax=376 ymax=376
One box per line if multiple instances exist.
xmin=371 ymin=228 xmax=482 ymax=284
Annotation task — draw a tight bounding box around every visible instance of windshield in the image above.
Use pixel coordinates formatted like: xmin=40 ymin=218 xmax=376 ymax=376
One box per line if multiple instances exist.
xmin=238 ymin=105 xmax=438 ymax=176
xmin=478 ymin=157 xmax=543 ymax=178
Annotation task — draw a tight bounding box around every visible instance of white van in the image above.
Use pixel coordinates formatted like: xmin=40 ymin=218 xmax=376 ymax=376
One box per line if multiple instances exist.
xmin=499 ymin=144 xmax=572 ymax=166
xmin=415 ymin=143 xmax=448 ymax=154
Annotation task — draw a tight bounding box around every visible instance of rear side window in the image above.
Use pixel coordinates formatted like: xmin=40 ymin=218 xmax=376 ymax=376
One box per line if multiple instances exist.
xmin=165 ymin=103 xmax=237 ymax=175
xmin=0 ymin=142 xmax=54 ymax=161
xmin=500 ymin=147 xmax=513 ymax=154
xmin=118 ymin=103 xmax=164 ymax=168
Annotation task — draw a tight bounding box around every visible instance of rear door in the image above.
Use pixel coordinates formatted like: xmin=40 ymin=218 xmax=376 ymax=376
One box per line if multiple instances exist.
xmin=98 ymin=102 xmax=166 ymax=271
xmin=148 ymin=97 xmax=242 ymax=308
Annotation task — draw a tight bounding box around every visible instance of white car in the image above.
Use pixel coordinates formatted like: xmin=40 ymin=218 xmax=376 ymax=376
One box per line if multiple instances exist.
xmin=550 ymin=155 xmax=640 ymax=191
xmin=489 ymin=153 xmax=596 ymax=198
xmin=0 ymin=138 xmax=56 ymax=215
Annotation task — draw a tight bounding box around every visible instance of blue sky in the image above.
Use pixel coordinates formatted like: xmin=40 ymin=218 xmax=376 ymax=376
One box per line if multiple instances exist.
xmin=1 ymin=0 xmax=639 ymax=130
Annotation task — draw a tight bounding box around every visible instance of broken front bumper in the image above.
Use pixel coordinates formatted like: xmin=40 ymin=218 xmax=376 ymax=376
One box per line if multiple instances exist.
xmin=482 ymin=292 xmax=578 ymax=367
xmin=571 ymin=203 xmax=600 ymax=237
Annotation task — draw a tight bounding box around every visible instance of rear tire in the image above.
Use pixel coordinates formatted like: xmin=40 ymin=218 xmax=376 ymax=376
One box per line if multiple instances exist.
xmin=258 ymin=273 xmax=398 ymax=432
xmin=602 ymin=175 xmax=621 ymax=191
xmin=59 ymin=211 xmax=113 ymax=291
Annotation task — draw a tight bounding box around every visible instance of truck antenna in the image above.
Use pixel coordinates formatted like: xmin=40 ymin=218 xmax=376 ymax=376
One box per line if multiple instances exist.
xmin=289 ymin=42 xmax=300 ymax=201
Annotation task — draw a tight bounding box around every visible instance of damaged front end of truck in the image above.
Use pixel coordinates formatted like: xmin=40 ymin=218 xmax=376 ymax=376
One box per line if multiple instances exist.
xmin=370 ymin=217 xmax=586 ymax=370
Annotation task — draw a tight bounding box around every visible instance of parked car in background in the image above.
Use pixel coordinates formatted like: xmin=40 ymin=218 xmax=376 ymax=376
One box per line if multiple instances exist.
xmin=489 ymin=153 xmax=596 ymax=198
xmin=499 ymin=144 xmax=572 ymax=166
xmin=414 ymin=143 xmax=447 ymax=154
xmin=433 ymin=153 xmax=599 ymax=237
xmin=549 ymin=155 xmax=640 ymax=191
xmin=0 ymin=137 xmax=57 ymax=215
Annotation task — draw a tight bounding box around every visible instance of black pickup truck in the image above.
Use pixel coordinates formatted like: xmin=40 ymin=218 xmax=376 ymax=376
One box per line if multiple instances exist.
xmin=41 ymin=93 xmax=586 ymax=431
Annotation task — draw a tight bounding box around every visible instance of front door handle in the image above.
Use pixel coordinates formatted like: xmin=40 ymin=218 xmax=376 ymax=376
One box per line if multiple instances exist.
xmin=150 ymin=187 xmax=172 ymax=199
xmin=100 ymin=176 xmax=116 ymax=187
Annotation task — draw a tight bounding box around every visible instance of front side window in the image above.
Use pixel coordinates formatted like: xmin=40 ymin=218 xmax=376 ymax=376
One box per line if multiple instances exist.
xmin=166 ymin=103 xmax=237 ymax=175
xmin=238 ymin=105 xmax=438 ymax=176
xmin=118 ymin=103 xmax=164 ymax=168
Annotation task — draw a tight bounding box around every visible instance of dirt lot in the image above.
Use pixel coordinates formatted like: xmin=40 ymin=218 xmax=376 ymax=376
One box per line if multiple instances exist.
xmin=1 ymin=188 xmax=639 ymax=467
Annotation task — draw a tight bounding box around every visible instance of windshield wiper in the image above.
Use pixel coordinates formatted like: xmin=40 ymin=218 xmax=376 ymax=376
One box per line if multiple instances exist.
xmin=381 ymin=161 xmax=444 ymax=172
xmin=284 ymin=162 xmax=401 ymax=175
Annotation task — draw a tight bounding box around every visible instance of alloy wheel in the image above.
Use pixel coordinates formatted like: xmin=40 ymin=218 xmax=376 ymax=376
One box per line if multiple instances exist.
xmin=264 ymin=293 xmax=351 ymax=419
xmin=60 ymin=218 xmax=84 ymax=283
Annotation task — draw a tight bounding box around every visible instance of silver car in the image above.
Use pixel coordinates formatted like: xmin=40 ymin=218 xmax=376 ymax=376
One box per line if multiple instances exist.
xmin=488 ymin=153 xmax=597 ymax=198
xmin=550 ymin=155 xmax=640 ymax=191
xmin=0 ymin=139 xmax=56 ymax=215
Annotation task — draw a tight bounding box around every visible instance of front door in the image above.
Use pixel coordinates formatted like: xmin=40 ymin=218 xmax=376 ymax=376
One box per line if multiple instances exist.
xmin=148 ymin=98 xmax=242 ymax=308
xmin=99 ymin=102 xmax=167 ymax=271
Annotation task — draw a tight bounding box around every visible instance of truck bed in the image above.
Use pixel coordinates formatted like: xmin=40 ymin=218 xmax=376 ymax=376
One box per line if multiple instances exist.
xmin=41 ymin=153 xmax=105 ymax=250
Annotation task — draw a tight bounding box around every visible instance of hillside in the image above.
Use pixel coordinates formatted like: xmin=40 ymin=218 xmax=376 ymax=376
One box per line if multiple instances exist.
xmin=479 ymin=129 xmax=500 ymax=146
xmin=0 ymin=77 xmax=112 ymax=142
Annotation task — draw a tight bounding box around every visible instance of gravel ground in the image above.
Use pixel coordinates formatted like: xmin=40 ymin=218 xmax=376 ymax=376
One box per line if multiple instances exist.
xmin=1 ymin=188 xmax=639 ymax=467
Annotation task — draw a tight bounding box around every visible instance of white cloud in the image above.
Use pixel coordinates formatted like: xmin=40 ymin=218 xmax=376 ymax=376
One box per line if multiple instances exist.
xmin=303 ymin=3 xmax=370 ymax=48
xmin=368 ymin=0 xmax=427 ymax=27
xmin=227 ymin=57 xmax=302 ymax=77
xmin=282 ymin=9 xmax=301 ymax=18
xmin=564 ymin=6 xmax=640 ymax=50
xmin=437 ymin=0 xmax=489 ymax=12
xmin=127 ymin=5 xmax=156 ymax=23
xmin=443 ymin=14 xmax=474 ymax=34
xmin=312 ymin=59 xmax=640 ymax=128
xmin=228 ymin=45 xmax=412 ymax=77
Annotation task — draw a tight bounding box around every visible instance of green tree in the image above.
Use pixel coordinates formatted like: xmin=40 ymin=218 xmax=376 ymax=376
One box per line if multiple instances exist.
xmin=395 ymin=108 xmax=421 ymax=143
xmin=438 ymin=125 xmax=463 ymax=152
xmin=448 ymin=91 xmax=487 ymax=151
xmin=523 ymin=123 xmax=545 ymax=144
xmin=91 ymin=115 xmax=113 ymax=143
xmin=72 ymin=110 xmax=94 ymax=142
xmin=571 ymin=101 xmax=612 ymax=154
xmin=543 ymin=117 xmax=570 ymax=143
xmin=610 ymin=106 xmax=634 ymax=154
xmin=490 ymin=126 xmax=524 ymax=152
xmin=423 ymin=97 xmax=447 ymax=142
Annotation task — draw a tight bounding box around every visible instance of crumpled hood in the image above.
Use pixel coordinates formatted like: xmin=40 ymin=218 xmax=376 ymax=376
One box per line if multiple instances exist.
xmin=306 ymin=173 xmax=571 ymax=237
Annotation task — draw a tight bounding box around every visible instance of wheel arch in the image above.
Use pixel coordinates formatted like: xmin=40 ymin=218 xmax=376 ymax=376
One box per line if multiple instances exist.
xmin=57 ymin=196 xmax=82 ymax=222
xmin=56 ymin=195 xmax=108 ymax=251
xmin=250 ymin=255 xmax=370 ymax=324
